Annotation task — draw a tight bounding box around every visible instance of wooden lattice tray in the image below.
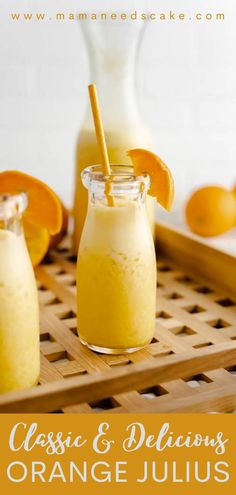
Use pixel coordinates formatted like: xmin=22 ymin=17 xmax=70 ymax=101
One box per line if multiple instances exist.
xmin=0 ymin=222 xmax=236 ymax=414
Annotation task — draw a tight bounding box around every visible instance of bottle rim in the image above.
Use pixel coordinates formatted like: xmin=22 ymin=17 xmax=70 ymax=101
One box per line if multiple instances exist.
xmin=81 ymin=164 xmax=150 ymax=196
xmin=0 ymin=192 xmax=28 ymax=221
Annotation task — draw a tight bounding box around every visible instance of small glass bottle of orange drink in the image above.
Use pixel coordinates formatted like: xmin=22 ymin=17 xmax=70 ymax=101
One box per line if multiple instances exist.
xmin=76 ymin=165 xmax=157 ymax=354
xmin=0 ymin=193 xmax=40 ymax=393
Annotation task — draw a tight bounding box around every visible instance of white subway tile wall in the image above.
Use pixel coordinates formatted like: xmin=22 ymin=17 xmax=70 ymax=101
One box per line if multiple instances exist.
xmin=0 ymin=0 xmax=235 ymax=213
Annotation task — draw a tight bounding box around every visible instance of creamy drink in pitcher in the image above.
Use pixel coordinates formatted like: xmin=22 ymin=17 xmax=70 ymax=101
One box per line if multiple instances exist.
xmin=73 ymin=19 xmax=155 ymax=251
xmin=0 ymin=194 xmax=40 ymax=393
xmin=77 ymin=165 xmax=157 ymax=354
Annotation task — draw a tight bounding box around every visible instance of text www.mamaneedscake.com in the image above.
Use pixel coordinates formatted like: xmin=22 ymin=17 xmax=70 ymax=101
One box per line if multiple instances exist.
xmin=9 ymin=10 xmax=225 ymax=22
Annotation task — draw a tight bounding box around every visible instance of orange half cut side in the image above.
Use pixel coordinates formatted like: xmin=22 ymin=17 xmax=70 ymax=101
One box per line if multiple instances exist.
xmin=0 ymin=170 xmax=62 ymax=234
xmin=23 ymin=219 xmax=50 ymax=267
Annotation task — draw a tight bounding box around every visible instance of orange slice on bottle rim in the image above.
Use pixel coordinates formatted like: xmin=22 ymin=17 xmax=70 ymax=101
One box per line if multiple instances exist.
xmin=0 ymin=170 xmax=62 ymax=235
xmin=127 ymin=148 xmax=175 ymax=211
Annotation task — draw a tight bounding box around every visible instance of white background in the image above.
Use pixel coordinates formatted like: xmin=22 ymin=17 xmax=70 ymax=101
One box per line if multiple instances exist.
xmin=0 ymin=0 xmax=235 ymax=250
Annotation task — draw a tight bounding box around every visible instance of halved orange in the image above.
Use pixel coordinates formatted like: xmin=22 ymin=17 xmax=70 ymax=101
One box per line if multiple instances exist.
xmin=0 ymin=170 xmax=62 ymax=234
xmin=50 ymin=201 xmax=69 ymax=249
xmin=128 ymin=149 xmax=175 ymax=211
xmin=23 ymin=219 xmax=50 ymax=267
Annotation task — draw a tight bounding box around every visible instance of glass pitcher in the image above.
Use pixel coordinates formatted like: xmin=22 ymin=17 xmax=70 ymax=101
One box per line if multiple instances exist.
xmin=0 ymin=193 xmax=40 ymax=393
xmin=73 ymin=18 xmax=155 ymax=252
xmin=76 ymin=165 xmax=157 ymax=354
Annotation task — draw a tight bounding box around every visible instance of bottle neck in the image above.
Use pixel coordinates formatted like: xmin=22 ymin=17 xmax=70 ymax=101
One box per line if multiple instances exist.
xmin=82 ymin=165 xmax=149 ymax=206
xmin=90 ymin=58 xmax=137 ymax=122
xmin=0 ymin=216 xmax=23 ymax=236
xmin=81 ymin=21 xmax=146 ymax=131
xmin=0 ymin=193 xmax=26 ymax=236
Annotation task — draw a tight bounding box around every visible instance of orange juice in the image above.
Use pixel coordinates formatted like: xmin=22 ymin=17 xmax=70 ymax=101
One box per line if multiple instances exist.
xmin=0 ymin=194 xmax=40 ymax=393
xmin=76 ymin=165 xmax=156 ymax=354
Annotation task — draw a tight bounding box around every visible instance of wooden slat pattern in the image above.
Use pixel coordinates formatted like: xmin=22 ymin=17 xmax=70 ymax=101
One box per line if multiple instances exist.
xmin=0 ymin=225 xmax=235 ymax=414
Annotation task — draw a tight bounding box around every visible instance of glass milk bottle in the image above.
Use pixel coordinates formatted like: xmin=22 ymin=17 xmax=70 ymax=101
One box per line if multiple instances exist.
xmin=76 ymin=165 xmax=157 ymax=354
xmin=0 ymin=194 xmax=40 ymax=393
xmin=73 ymin=19 xmax=155 ymax=252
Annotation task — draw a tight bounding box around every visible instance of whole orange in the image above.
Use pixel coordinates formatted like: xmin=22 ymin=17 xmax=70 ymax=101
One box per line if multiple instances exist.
xmin=185 ymin=186 xmax=236 ymax=237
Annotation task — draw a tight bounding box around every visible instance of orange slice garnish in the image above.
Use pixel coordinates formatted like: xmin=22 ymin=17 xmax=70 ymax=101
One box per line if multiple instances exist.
xmin=0 ymin=170 xmax=62 ymax=234
xmin=23 ymin=219 xmax=50 ymax=267
xmin=128 ymin=148 xmax=175 ymax=211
